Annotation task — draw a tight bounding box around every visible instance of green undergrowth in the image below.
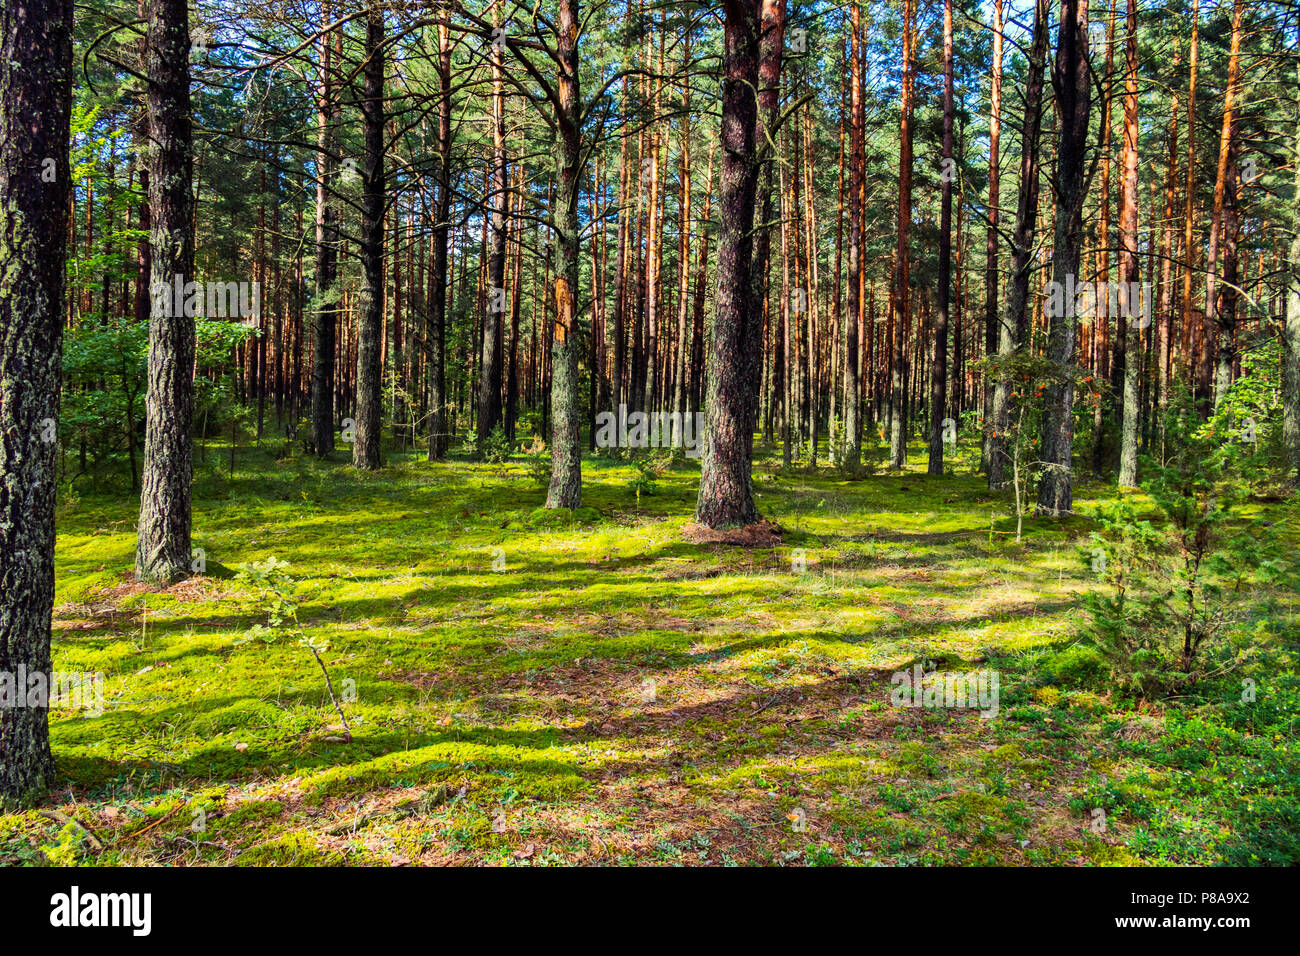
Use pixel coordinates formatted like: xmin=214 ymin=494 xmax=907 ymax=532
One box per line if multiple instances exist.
xmin=3 ymin=436 xmax=1295 ymax=866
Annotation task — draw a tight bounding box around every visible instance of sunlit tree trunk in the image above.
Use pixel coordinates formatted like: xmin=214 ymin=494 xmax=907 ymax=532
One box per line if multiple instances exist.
xmin=696 ymin=0 xmax=762 ymax=527
xmin=1207 ymin=0 xmax=1244 ymax=412
xmin=1117 ymin=0 xmax=1142 ymax=487
xmin=545 ymin=0 xmax=584 ymax=508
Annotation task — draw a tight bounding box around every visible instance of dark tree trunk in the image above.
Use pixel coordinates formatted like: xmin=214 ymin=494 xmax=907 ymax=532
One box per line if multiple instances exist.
xmin=136 ymin=0 xmax=196 ymax=584
xmin=311 ymin=10 xmax=338 ymax=458
xmin=427 ymin=16 xmax=452 ymax=460
xmin=1036 ymin=0 xmax=1091 ymax=515
xmin=478 ymin=14 xmax=508 ymax=448
xmin=749 ymin=0 xmax=786 ymax=431
xmin=843 ymin=4 xmax=863 ymax=474
xmin=695 ymin=0 xmax=763 ymax=528
xmin=0 ymin=0 xmax=72 ymax=806
xmin=927 ymin=0 xmax=955 ymax=476
xmin=888 ymin=0 xmax=916 ymax=469
xmin=981 ymin=0 xmax=1002 ymax=474
xmin=353 ymin=4 xmax=385 ymax=470
xmin=987 ymin=0 xmax=1047 ymax=488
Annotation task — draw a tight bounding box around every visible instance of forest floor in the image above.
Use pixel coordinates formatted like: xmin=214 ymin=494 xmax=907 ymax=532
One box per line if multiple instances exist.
xmin=3 ymin=438 xmax=1298 ymax=866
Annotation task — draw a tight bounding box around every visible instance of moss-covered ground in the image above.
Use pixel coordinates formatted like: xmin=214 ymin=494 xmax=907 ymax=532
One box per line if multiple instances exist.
xmin=3 ymin=439 xmax=1297 ymax=866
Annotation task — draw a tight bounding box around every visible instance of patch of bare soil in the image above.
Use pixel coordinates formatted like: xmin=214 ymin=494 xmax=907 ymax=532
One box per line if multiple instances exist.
xmin=681 ymin=518 xmax=785 ymax=548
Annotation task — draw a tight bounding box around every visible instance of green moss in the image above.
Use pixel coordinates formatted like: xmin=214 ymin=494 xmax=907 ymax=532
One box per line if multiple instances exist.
xmin=7 ymin=440 xmax=1290 ymax=865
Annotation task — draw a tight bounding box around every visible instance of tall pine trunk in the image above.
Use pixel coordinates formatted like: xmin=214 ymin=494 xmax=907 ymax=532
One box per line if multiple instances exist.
xmin=545 ymin=0 xmax=583 ymax=508
xmin=353 ymin=4 xmax=385 ymax=470
xmin=1117 ymin=0 xmax=1142 ymax=487
xmin=311 ymin=8 xmax=338 ymax=458
xmin=927 ymin=0 xmax=954 ymax=476
xmin=889 ymin=0 xmax=916 ymax=469
xmin=981 ymin=0 xmax=1002 ymax=474
xmin=478 ymin=6 xmax=508 ymax=447
xmin=987 ymin=0 xmax=1047 ymax=488
xmin=695 ymin=0 xmax=763 ymax=528
xmin=136 ymin=0 xmax=196 ymax=584
xmin=1036 ymin=0 xmax=1091 ymax=514
xmin=427 ymin=14 xmax=452 ymax=460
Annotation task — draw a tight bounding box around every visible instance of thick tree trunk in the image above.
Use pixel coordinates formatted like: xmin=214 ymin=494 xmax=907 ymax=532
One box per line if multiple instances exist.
xmin=136 ymin=0 xmax=196 ymax=584
xmin=0 ymin=0 xmax=72 ymax=806
xmin=545 ymin=0 xmax=583 ymax=508
xmin=1036 ymin=0 xmax=1091 ymax=515
xmin=353 ymin=4 xmax=385 ymax=470
xmin=695 ymin=0 xmax=763 ymax=528
xmin=749 ymin=0 xmax=786 ymax=432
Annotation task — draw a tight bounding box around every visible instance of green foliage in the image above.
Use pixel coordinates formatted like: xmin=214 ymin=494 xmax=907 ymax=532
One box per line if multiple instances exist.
xmin=481 ymin=425 xmax=513 ymax=464
xmin=233 ymin=557 xmax=301 ymax=645
xmin=1081 ymin=388 xmax=1293 ymax=697
xmin=522 ymin=434 xmax=550 ymax=487
xmin=1210 ymin=343 xmax=1292 ymax=493
xmin=61 ymin=321 xmax=148 ymax=489
xmin=627 ymin=455 xmax=661 ymax=496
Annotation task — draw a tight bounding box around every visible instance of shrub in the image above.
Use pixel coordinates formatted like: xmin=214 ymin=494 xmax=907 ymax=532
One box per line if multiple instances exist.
xmin=1080 ymin=389 xmax=1291 ymax=697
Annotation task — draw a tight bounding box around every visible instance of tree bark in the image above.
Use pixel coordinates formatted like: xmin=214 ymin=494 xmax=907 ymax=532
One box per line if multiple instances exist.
xmin=427 ymin=13 xmax=452 ymax=460
xmin=981 ymin=0 xmax=1003 ymax=474
xmin=1036 ymin=0 xmax=1091 ymax=514
xmin=353 ymin=3 xmax=386 ymax=470
xmin=889 ymin=0 xmax=917 ymax=469
xmin=311 ymin=7 xmax=338 ymax=458
xmin=136 ymin=0 xmax=196 ymax=584
xmin=1284 ymin=58 xmax=1300 ymax=478
xmin=545 ymin=0 xmax=584 ymax=508
xmin=695 ymin=0 xmax=763 ymax=528
xmin=478 ymin=3 xmax=508 ymax=446
xmin=0 ymin=0 xmax=72 ymax=806
xmin=1117 ymin=0 xmax=1142 ymax=487
xmin=843 ymin=5 xmax=864 ymax=474
xmin=987 ymin=0 xmax=1047 ymax=488
xmin=927 ymin=0 xmax=955 ymax=476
